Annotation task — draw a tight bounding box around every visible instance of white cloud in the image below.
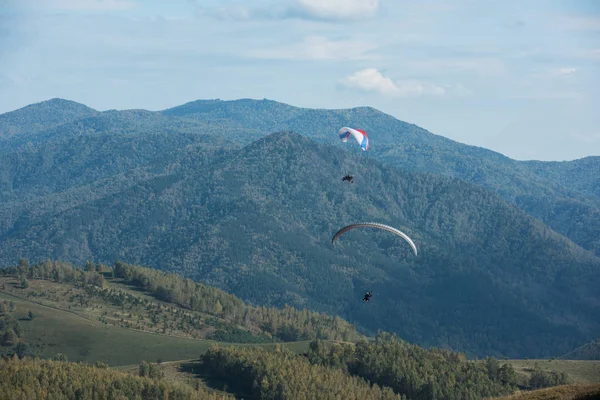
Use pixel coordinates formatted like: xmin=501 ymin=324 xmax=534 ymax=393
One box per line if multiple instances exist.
xmin=196 ymin=4 xmax=278 ymax=21
xmin=342 ymin=68 xmax=399 ymax=95
xmin=22 ymin=0 xmax=139 ymax=11
xmin=530 ymin=67 xmax=579 ymax=80
xmin=556 ymin=67 xmax=577 ymax=75
xmin=195 ymin=0 xmax=379 ymax=21
xmin=294 ymin=0 xmax=379 ymax=20
xmin=249 ymin=36 xmax=378 ymax=61
xmin=340 ymin=68 xmax=446 ymax=97
xmin=212 ymin=5 xmax=253 ymax=21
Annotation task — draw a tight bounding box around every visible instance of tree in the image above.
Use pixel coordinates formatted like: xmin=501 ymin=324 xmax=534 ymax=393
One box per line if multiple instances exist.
xmin=85 ymin=261 xmax=95 ymax=272
xmin=148 ymin=363 xmax=164 ymax=379
xmin=20 ymin=279 xmax=29 ymax=289
xmin=15 ymin=342 xmax=32 ymax=358
xmin=18 ymin=258 xmax=29 ymax=278
xmin=139 ymin=361 xmax=150 ymax=377
xmin=215 ymin=300 xmax=223 ymax=315
xmin=1 ymin=329 xmax=17 ymax=346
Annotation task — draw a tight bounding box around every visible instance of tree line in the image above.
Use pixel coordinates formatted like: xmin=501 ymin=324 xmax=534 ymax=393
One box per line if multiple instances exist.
xmin=306 ymin=332 xmax=518 ymax=399
xmin=200 ymin=344 xmax=403 ymax=400
xmin=0 ymin=356 xmax=232 ymax=400
xmin=112 ymin=260 xmax=362 ymax=342
xmin=1 ymin=259 xmax=362 ymax=343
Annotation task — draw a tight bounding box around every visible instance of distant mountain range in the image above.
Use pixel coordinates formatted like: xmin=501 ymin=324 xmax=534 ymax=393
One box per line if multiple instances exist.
xmin=0 ymin=98 xmax=598 ymax=358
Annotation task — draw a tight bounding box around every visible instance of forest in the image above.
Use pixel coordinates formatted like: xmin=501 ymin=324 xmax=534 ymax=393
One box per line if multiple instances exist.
xmin=1 ymin=260 xmax=585 ymax=399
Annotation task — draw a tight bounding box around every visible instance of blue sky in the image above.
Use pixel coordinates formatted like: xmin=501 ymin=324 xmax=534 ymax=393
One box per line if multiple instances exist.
xmin=1 ymin=0 xmax=599 ymax=160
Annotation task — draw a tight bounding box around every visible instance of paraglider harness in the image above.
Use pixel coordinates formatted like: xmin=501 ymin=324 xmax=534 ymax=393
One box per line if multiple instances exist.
xmin=363 ymin=291 xmax=372 ymax=302
xmin=342 ymin=175 xmax=354 ymax=183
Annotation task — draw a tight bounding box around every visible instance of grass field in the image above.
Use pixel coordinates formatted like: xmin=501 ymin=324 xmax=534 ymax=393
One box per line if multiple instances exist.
xmin=1 ymin=290 xmax=220 ymax=365
xmin=505 ymin=359 xmax=600 ymax=384
xmin=0 ymin=280 xmax=312 ymax=366
xmin=0 ymin=277 xmax=224 ymax=340
xmin=489 ymin=383 xmax=600 ymax=399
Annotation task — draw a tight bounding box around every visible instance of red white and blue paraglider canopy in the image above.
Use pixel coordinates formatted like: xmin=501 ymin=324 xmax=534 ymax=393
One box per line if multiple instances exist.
xmin=338 ymin=127 xmax=369 ymax=151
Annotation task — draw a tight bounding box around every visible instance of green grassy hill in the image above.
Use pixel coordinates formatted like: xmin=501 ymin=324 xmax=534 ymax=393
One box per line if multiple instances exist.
xmin=0 ymin=288 xmax=218 ymax=365
xmin=1 ymin=263 xmax=598 ymax=400
xmin=0 ymin=276 xmax=313 ymax=366
xmin=506 ymin=359 xmax=600 ymax=385
xmin=489 ymin=383 xmax=600 ymax=400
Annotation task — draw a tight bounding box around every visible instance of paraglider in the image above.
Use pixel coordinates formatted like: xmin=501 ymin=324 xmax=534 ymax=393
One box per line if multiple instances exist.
xmin=338 ymin=127 xmax=369 ymax=151
xmin=338 ymin=127 xmax=368 ymax=182
xmin=331 ymin=222 xmax=418 ymax=257
xmin=342 ymin=174 xmax=354 ymax=183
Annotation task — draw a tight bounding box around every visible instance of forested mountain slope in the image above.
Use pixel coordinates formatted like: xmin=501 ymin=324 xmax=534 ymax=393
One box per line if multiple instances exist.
xmin=560 ymin=338 xmax=600 ymax=360
xmin=163 ymin=99 xmax=600 ymax=256
xmin=0 ymin=98 xmax=98 ymax=140
xmin=1 ymin=131 xmax=598 ymax=358
xmin=3 ymin=98 xmax=597 ymax=255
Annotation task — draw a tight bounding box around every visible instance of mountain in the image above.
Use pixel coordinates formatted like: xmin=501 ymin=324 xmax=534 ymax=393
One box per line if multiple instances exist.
xmin=1 ymin=129 xmax=598 ymax=358
xmin=4 ymin=98 xmax=598 ymax=257
xmin=0 ymin=128 xmax=234 ymax=203
xmin=522 ymin=157 xmax=600 ymax=199
xmin=0 ymin=98 xmax=98 ymax=140
xmin=561 ymin=338 xmax=600 ymax=360
xmin=160 ymin=99 xmax=600 ymax=256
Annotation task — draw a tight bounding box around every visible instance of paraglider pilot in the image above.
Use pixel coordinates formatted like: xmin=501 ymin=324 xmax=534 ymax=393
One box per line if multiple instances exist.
xmin=363 ymin=291 xmax=372 ymax=302
xmin=342 ymin=175 xmax=354 ymax=183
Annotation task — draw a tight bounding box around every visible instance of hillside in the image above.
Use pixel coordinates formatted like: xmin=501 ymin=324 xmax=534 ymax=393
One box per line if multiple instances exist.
xmin=2 ymin=98 xmax=598 ymax=258
xmin=0 ymin=260 xmax=361 ymax=364
xmin=0 ymin=103 xmax=250 ymax=156
xmin=560 ymin=338 xmax=600 ymax=361
xmin=0 ymin=262 xmax=516 ymax=399
xmin=0 ymin=98 xmax=98 ymax=140
xmin=506 ymin=359 xmax=600 ymax=386
xmin=0 ymin=357 xmax=232 ymax=400
xmin=161 ymin=99 xmax=600 ymax=257
xmin=1 ymin=261 xmax=597 ymax=400
xmin=490 ymin=384 xmax=600 ymax=400
xmin=523 ymin=157 xmax=600 ymax=199
xmin=0 ymin=131 xmax=598 ymax=358
xmin=0 ymin=129 xmax=234 ymax=205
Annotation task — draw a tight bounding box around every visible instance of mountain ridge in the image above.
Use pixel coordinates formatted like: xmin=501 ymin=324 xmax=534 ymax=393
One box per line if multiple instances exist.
xmin=0 ymin=98 xmax=98 ymax=139
xmin=10 ymin=95 xmax=594 ymax=257
xmin=6 ymin=97 xmax=595 ymax=162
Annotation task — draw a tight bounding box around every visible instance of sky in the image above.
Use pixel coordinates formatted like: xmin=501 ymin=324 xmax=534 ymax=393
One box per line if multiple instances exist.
xmin=1 ymin=0 xmax=599 ymax=161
